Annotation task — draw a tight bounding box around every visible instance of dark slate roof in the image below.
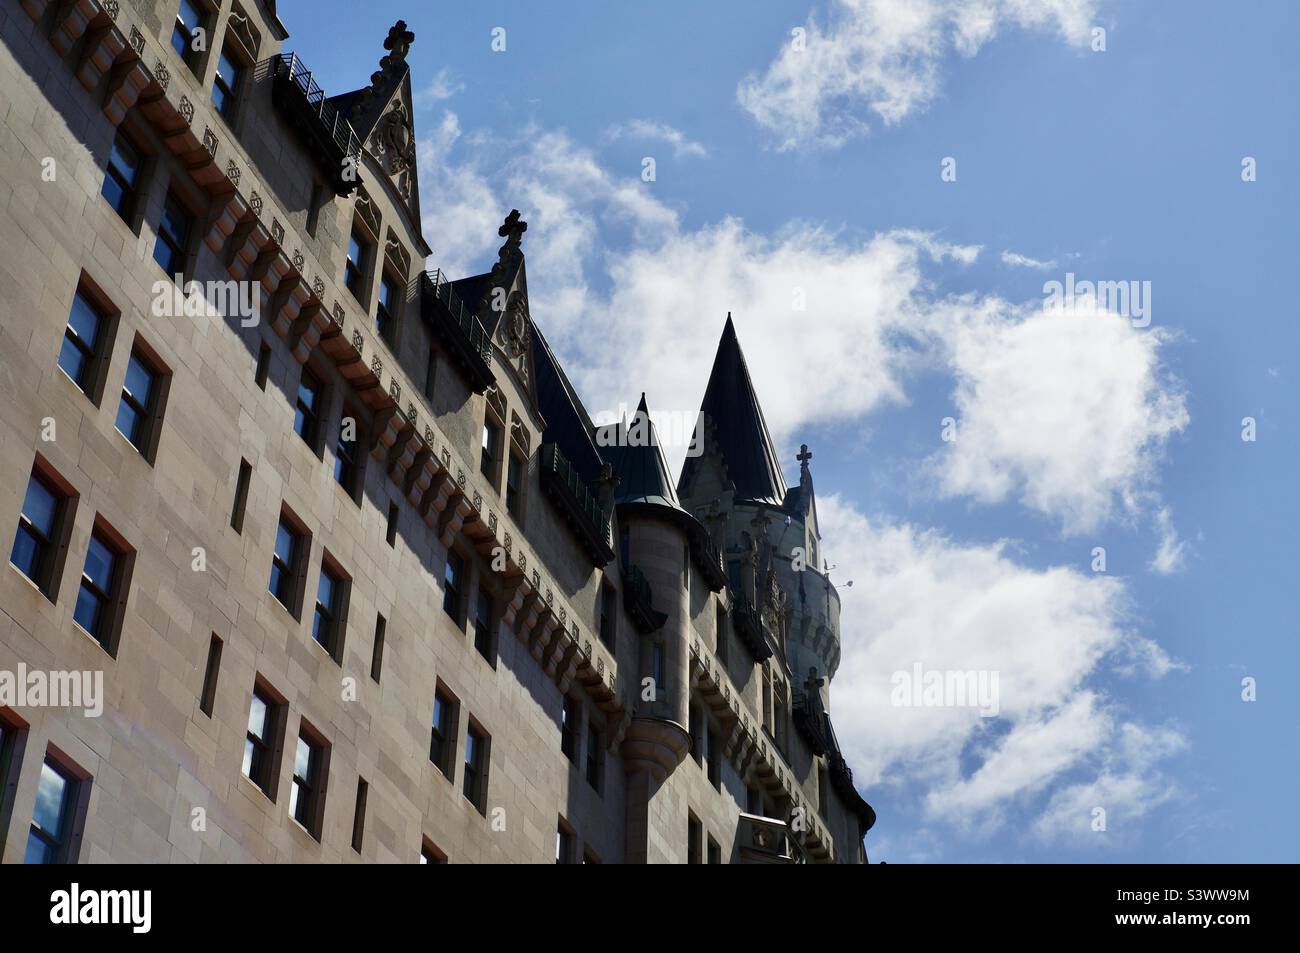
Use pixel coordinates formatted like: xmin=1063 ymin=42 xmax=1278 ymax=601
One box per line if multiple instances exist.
xmin=531 ymin=325 xmax=605 ymax=485
xmin=450 ymin=271 xmax=495 ymax=327
xmin=679 ymin=315 xmax=789 ymax=507
xmin=326 ymin=60 xmax=409 ymax=143
xmin=603 ymin=394 xmax=684 ymax=511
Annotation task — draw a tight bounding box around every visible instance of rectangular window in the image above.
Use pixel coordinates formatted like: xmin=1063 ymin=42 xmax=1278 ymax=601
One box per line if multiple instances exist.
xmin=115 ymin=346 xmax=168 ymax=463
xmin=429 ymin=686 xmax=456 ymax=782
xmin=556 ymin=822 xmax=573 ymax=865
xmin=583 ymin=848 xmax=602 ymax=865
xmin=689 ymin=704 xmax=702 ymax=766
xmin=463 ymin=721 xmax=488 ymax=813
xmin=599 ymin=579 xmax=617 ymax=649
xmin=651 ymin=643 xmax=665 ymax=703
xmin=818 ymin=765 xmax=830 ymax=818
xmin=385 ymin=503 xmax=399 ymax=547
xmin=707 ymin=836 xmax=721 ymax=865
xmin=289 ymin=727 xmax=329 ymax=840
xmin=707 ymin=726 xmax=721 ymax=791
xmin=153 ymin=192 xmax=193 ymax=280
xmin=58 ymin=290 xmax=108 ymax=398
xmin=560 ymin=696 xmax=580 ymax=765
xmin=0 ymin=709 xmax=30 ymax=855
xmin=293 ymin=367 xmax=322 ymax=449
xmin=442 ymin=550 xmax=464 ymax=626
xmin=334 ymin=410 xmax=361 ymax=499
xmin=370 ymin=614 xmax=386 ymax=683
xmin=687 ymin=813 xmax=702 ymax=865
xmin=269 ymin=513 xmax=308 ymax=618
xmin=420 ymin=838 xmax=447 ymax=864
xmin=199 ymin=634 xmax=223 ymax=718
xmin=473 ymin=585 xmax=495 ymax=663
xmin=242 ymin=681 xmax=285 ymax=799
xmin=377 ymin=273 xmax=400 ymax=344
xmin=10 ymin=465 xmax=74 ymax=599
xmin=171 ymin=0 xmax=204 ymax=64
xmin=351 ymin=776 xmax=368 ymax=853
xmin=305 ymin=181 xmax=324 ymax=238
xmin=25 ymin=754 xmax=90 ymax=865
xmin=312 ymin=558 xmax=348 ymax=662
xmin=423 ymin=349 xmax=437 ymax=399
xmin=715 ymin=601 xmax=728 ymax=667
xmin=480 ymin=420 xmax=501 ymax=481
xmin=74 ymin=527 xmax=131 ymax=656
xmin=254 ymin=341 xmax=271 ymax=390
xmin=344 ymin=229 xmax=367 ymax=300
xmin=506 ymin=453 xmax=524 ymax=518
xmin=585 ymin=720 xmax=603 ymax=793
xmin=212 ymin=48 xmax=242 ymax=121
xmin=230 ymin=459 xmax=252 ymax=533
xmin=101 ymin=132 xmax=142 ymax=222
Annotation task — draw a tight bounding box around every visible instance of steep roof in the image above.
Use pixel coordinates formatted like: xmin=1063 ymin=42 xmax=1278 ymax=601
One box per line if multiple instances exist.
xmin=532 ymin=324 xmax=604 ymax=485
xmin=679 ymin=315 xmax=789 ymax=507
xmin=603 ymin=394 xmax=682 ymax=510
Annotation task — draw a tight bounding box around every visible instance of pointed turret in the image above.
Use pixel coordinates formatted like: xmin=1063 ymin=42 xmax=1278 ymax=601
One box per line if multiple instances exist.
xmin=679 ymin=315 xmax=788 ymax=507
xmin=604 ymin=394 xmax=683 ymax=510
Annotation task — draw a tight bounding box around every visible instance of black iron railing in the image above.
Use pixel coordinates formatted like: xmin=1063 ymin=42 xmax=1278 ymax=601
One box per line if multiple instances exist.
xmin=539 ymin=443 xmax=613 ymax=564
xmin=273 ymin=53 xmax=361 ymax=158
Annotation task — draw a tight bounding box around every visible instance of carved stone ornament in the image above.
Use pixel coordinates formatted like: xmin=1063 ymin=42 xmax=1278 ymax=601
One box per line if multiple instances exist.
xmin=501 ymin=290 xmax=529 ymax=359
xmin=375 ymin=100 xmax=416 ymax=176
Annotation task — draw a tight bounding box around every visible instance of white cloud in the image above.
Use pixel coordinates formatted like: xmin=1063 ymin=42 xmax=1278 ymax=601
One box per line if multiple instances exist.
xmin=737 ymin=0 xmax=1098 ymax=149
xmin=415 ymin=67 xmax=464 ymax=107
xmin=1148 ymin=506 xmax=1187 ymax=574
xmin=931 ymin=299 xmax=1189 ymax=535
xmin=820 ymin=494 xmax=1184 ymax=840
xmin=1001 ymin=249 xmax=1056 ymax=269
xmin=605 ymin=119 xmax=710 ymax=159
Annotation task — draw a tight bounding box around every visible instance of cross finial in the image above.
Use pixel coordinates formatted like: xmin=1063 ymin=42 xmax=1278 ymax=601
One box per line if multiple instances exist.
xmin=499 ymin=209 xmax=527 ymax=242
xmin=797 ymin=444 xmax=812 ymax=467
xmin=383 ymin=21 xmax=415 ymax=64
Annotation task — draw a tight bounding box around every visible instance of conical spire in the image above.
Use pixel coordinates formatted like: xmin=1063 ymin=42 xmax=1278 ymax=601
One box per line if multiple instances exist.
xmin=679 ymin=314 xmax=788 ymax=507
xmin=604 ymin=394 xmax=683 ymax=510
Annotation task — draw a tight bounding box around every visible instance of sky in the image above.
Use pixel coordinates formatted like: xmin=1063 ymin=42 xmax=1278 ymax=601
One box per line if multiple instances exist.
xmin=280 ymin=0 xmax=1299 ymax=862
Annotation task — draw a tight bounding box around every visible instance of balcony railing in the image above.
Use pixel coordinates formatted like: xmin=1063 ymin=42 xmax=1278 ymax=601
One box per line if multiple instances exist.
xmin=539 ymin=443 xmax=614 ymax=565
xmin=731 ymin=596 xmax=773 ymax=661
xmin=737 ymin=813 xmax=804 ymax=864
xmin=421 ymin=270 xmax=495 ymax=392
xmin=270 ymin=53 xmax=362 ymax=195
xmin=623 ymin=565 xmax=667 ymax=635
xmin=791 ymin=690 xmax=829 ymax=755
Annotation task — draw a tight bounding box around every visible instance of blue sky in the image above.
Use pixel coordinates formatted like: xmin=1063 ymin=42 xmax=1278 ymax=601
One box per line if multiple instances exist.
xmin=281 ymin=0 xmax=1299 ymax=862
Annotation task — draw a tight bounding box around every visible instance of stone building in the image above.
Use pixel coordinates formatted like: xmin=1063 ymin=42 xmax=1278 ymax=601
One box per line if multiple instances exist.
xmin=0 ymin=0 xmax=874 ymax=863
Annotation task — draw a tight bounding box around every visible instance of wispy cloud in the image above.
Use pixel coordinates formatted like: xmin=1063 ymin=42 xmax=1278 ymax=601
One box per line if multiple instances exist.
xmin=1001 ymin=249 xmax=1057 ymax=269
xmin=737 ymin=0 xmax=1098 ymax=150
xmin=605 ymin=119 xmax=709 ymax=159
xmin=415 ymin=67 xmax=464 ymax=107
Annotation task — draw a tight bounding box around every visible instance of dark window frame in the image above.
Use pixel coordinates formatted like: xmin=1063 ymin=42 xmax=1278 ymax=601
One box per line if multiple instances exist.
xmin=269 ymin=507 xmax=310 ymax=619
xmin=58 ymin=280 xmax=119 ymax=405
xmin=10 ymin=457 xmax=79 ymax=603
xmin=429 ymin=683 xmax=458 ymax=783
xmin=289 ymin=720 xmax=331 ymax=840
xmin=0 ymin=708 xmax=31 ymax=857
xmin=153 ymin=189 xmax=196 ymax=283
xmin=242 ymin=677 xmax=287 ymax=800
xmin=311 ymin=552 xmax=350 ymax=664
xmin=114 ymin=336 xmax=171 ymax=465
xmin=72 ymin=517 xmax=135 ymax=658
xmin=462 ymin=718 xmax=489 ymax=814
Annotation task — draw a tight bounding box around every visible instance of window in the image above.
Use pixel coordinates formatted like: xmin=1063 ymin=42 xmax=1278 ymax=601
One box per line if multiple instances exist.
xmin=818 ymin=765 xmax=830 ymax=818
xmin=74 ymin=527 xmax=131 ymax=656
xmin=555 ymin=822 xmax=573 ymax=864
xmin=115 ymin=346 xmax=168 ymax=462
xmin=472 ymin=586 xmax=495 ymax=663
xmin=429 ymin=686 xmax=456 ymax=782
xmin=707 ymin=836 xmax=721 ymax=865
xmin=230 ymin=459 xmax=252 ymax=533
xmin=715 ymin=601 xmax=728 ymax=667
xmin=582 ymin=847 xmax=602 ymax=864
xmin=683 ymin=540 xmax=690 ymax=590
xmin=242 ymin=681 xmax=285 ymax=798
xmin=598 ymin=579 xmax=617 ymax=649
xmin=293 ymin=368 xmax=322 ymax=449
xmin=25 ymin=754 xmax=90 ymax=865
xmin=305 ymin=181 xmax=324 ymax=238
xmin=650 ymin=643 xmax=665 ymax=703
xmin=312 ymin=558 xmax=348 ymax=662
xmin=212 ymin=48 xmax=242 ymax=121
xmin=58 ymin=290 xmax=109 ymax=398
xmin=101 ymin=132 xmax=141 ymax=222
xmin=10 ymin=465 xmax=74 ymax=599
xmin=773 ymin=680 xmax=788 ymax=753
xmin=463 ymin=721 xmax=488 ymax=812
xmin=370 ymin=614 xmax=386 ymax=683
xmin=351 ymin=777 xmax=368 ymax=853
xmin=506 ymin=452 xmax=524 ymax=518
xmin=442 ymin=550 xmax=464 ymax=626
xmin=385 ymin=503 xmax=399 ymax=547
xmin=334 ymin=410 xmax=361 ymax=499
xmin=423 ymin=349 xmax=437 ymax=399
xmin=0 ymin=709 xmax=30 ymax=855
xmin=171 ymin=0 xmax=205 ymax=65
xmin=344 ymin=228 xmax=367 ymax=300
xmin=199 ymin=634 xmax=223 ymax=717
xmin=289 ymin=726 xmax=329 ymax=840
xmin=480 ymin=420 xmax=501 ymax=482
xmin=746 ymin=786 xmax=762 ymax=816
xmin=687 ymin=813 xmax=702 ymax=865
xmin=707 ymin=726 xmax=721 ymax=791
xmin=153 ymin=192 xmax=193 ymax=280
xmin=377 ymin=273 xmax=400 ymax=344
xmin=585 ymin=720 xmax=603 ymax=793
xmin=269 ymin=513 xmax=308 ymax=617
xmin=560 ymin=696 xmax=580 ymax=765
xmin=254 ymin=341 xmax=271 ymax=390
xmin=420 ymin=838 xmax=447 ymax=864
xmin=689 ymin=704 xmax=702 ymax=766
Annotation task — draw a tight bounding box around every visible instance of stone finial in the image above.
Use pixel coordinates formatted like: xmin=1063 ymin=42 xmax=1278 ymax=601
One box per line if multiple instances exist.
xmin=492 ymin=209 xmax=528 ymax=276
xmin=383 ymin=20 xmax=415 ymax=64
